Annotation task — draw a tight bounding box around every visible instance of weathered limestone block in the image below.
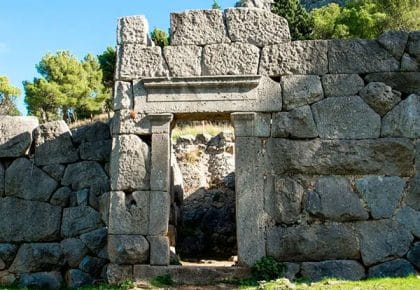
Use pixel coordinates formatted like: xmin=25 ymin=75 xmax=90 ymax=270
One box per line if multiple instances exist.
xmin=62 ymin=161 xmax=109 ymax=196
xmin=382 ymin=94 xmax=420 ymax=138
xmin=116 ymin=45 xmax=168 ymax=80
xmin=113 ymin=81 xmax=133 ymax=111
xmin=322 ymin=74 xmax=364 ymax=98
xmin=358 ymin=220 xmax=413 ymax=266
xmin=232 ymin=113 xmax=271 ymax=137
xmin=0 ymin=163 xmax=4 ymax=196
xmin=18 ymin=272 xmax=63 ymax=289
xmin=34 ymin=121 xmax=79 ymax=166
xmin=368 ymin=259 xmax=416 ymax=278
xmin=407 ymin=242 xmax=420 ymax=269
xmin=235 ymin=0 xmax=274 ymax=10
xmin=61 ymin=238 xmax=89 ymax=268
xmin=149 ymin=191 xmax=170 ymax=235
xmin=301 ymin=260 xmax=365 ymax=282
xmin=305 ymin=176 xmax=368 ymax=221
xmin=42 ymin=164 xmax=65 ymax=182
xmin=0 ymin=197 xmax=61 ymax=242
xmin=260 ymin=41 xmax=328 ymax=76
xmin=269 ymin=138 xmax=414 ymax=176
xmin=312 ymin=96 xmax=381 ymax=139
xmin=359 ymin=82 xmax=401 ymax=116
xmin=65 ymin=269 xmax=93 ymax=288
xmin=406 ymin=174 xmax=420 ymax=211
xmin=108 ymin=235 xmax=149 ymax=264
xmin=401 ymin=53 xmax=419 ymax=71
xmin=151 ymin=134 xmax=170 ymax=191
xmin=10 ymin=243 xmax=63 ymax=273
xmin=111 ymin=111 xmax=152 ymax=135
xmin=148 ymin=236 xmax=170 ymax=266
xmin=355 ymin=176 xmax=405 ymax=219
xmin=80 ymin=228 xmax=107 ymax=255
xmin=377 ymin=30 xmax=409 ymax=59
xmin=272 ymin=106 xmax=318 ymax=138
xmin=163 ymin=46 xmax=202 ymax=77
xmin=281 ymin=75 xmax=323 ymax=110
xmin=5 ymin=158 xmax=58 ymax=201
xmin=0 ymin=244 xmax=18 ymax=268
xmin=170 ymin=10 xmax=229 ymax=46
xmin=329 ymin=39 xmax=400 ymax=73
xmin=395 ymin=206 xmax=420 ymax=238
xmin=79 ymin=256 xmax=107 ymax=277
xmin=225 ymin=8 xmax=290 ymax=47
xmin=365 ymin=72 xmax=420 ymax=95
xmin=61 ymin=206 xmax=102 ymax=238
xmin=108 ymin=191 xmax=149 ymax=235
xmin=117 ymin=15 xmax=149 ymax=45
xmin=267 ymin=224 xmax=359 ymax=261
xmin=265 ymin=176 xmax=304 ymax=225
xmin=80 ymin=140 xmax=112 ymax=161
xmin=0 ymin=116 xmax=38 ymax=157
xmin=107 ymin=264 xmax=133 ymax=285
xmin=202 ymin=43 xmax=260 ymax=75
xmin=110 ymin=135 xmax=150 ymax=191
xmin=407 ymin=31 xmax=420 ymax=60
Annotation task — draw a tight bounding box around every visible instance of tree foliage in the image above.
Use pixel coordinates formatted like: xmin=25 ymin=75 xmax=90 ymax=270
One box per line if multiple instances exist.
xmin=151 ymin=28 xmax=170 ymax=47
xmin=98 ymin=46 xmax=116 ymax=112
xmin=24 ymin=51 xmax=108 ymax=122
xmin=212 ymin=0 xmax=222 ymax=9
xmin=0 ymin=76 xmax=21 ymax=116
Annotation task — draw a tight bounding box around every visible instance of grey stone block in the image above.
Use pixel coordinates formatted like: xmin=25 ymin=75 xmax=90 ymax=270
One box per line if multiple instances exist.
xmin=116 ymin=45 xmax=168 ymax=80
xmin=0 ymin=271 xmax=16 ymax=286
xmin=34 ymin=121 xmax=79 ymax=166
xmin=407 ymin=31 xmax=420 ymax=60
xmin=359 ymin=82 xmax=401 ymax=116
xmin=301 ymin=260 xmax=365 ymax=282
xmin=382 ymin=94 xmax=420 ymax=138
xmin=406 ymin=174 xmax=420 ymax=211
xmin=79 ymin=256 xmax=107 ymax=277
xmin=61 ymin=238 xmax=89 ymax=268
xmin=272 ymin=106 xmax=318 ymax=138
xmin=42 ymin=164 xmax=65 ymax=182
xmin=284 ymin=263 xmax=300 ymax=280
xmin=113 ymin=81 xmax=133 ymax=111
xmin=202 ymin=43 xmax=260 ymax=76
xmin=117 ymin=15 xmax=149 ymax=45
xmin=225 ymin=8 xmax=290 ymax=47
xmin=71 ymin=122 xmax=111 ymax=143
xmin=65 ymin=269 xmax=93 ymax=288
xmin=19 ymin=272 xmax=63 ymax=289
xmin=395 ymin=206 xmax=420 ymax=238
xmin=50 ymin=187 xmax=71 ymax=207
xmin=10 ymin=243 xmax=63 ymax=273
xmin=149 ymin=191 xmax=170 ymax=236
xmin=0 ymin=116 xmax=38 ymax=158
xmin=358 ymin=220 xmax=413 ymax=266
xmin=80 ymin=228 xmax=107 ymax=255
xmin=312 ymin=96 xmax=381 ymax=139
xmin=106 ymin=264 xmax=133 ymax=285
xmin=0 ymin=163 xmax=4 ymax=196
xmin=110 ymin=135 xmax=150 ymax=191
xmin=377 ymin=30 xmax=409 ymax=59
xmin=0 ymin=244 xmax=18 ymax=268
xmin=407 ymin=242 xmax=420 ymax=269
xmin=111 ymin=110 xmax=152 ymax=135
xmin=148 ymin=236 xmax=170 ymax=266
xmin=355 ymin=176 xmax=405 ymax=219
xmin=368 ymin=259 xmax=416 ymax=278
xmin=170 ymin=10 xmax=229 ymax=46
xmin=0 ymin=197 xmax=61 ymax=242
xmin=61 ymin=206 xmax=102 ymax=238
xmin=322 ymin=74 xmax=364 ymax=98
xmin=151 ymin=134 xmax=170 ymax=191
xmin=108 ymin=235 xmax=149 ymax=264
xmin=401 ymin=53 xmax=419 ymax=71
xmin=267 ymin=223 xmax=359 ymax=261
xmin=365 ymin=72 xmax=420 ymax=95
xmin=108 ymin=191 xmax=149 ymax=235
xmin=231 ymin=113 xmax=271 ymax=137
xmin=260 ymin=41 xmax=328 ymax=76
xmin=329 ymin=39 xmax=400 ymax=73
xmin=282 ymin=75 xmax=323 ymax=110
xmin=80 ymin=140 xmax=112 ymax=161
xmin=163 ymin=45 xmax=202 ymax=77
xmin=305 ymin=176 xmax=368 ymax=221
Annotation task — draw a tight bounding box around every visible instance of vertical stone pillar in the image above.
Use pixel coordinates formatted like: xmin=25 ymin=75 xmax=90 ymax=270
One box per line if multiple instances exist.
xmin=231 ymin=112 xmax=270 ymax=266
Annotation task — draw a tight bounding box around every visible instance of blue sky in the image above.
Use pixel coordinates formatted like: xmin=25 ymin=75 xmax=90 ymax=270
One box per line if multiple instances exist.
xmin=0 ymin=0 xmax=235 ymax=115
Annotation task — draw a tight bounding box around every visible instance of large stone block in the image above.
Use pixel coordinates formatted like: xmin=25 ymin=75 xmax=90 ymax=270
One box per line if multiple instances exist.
xmin=61 ymin=206 xmax=103 ymax=238
xmin=148 ymin=236 xmax=170 ymax=266
xmin=281 ymin=75 xmax=323 ymax=110
xmin=18 ymin=272 xmax=63 ymax=289
xmin=328 ymin=39 xmax=400 ymax=73
xmin=79 ymin=256 xmax=107 ymax=277
xmin=113 ymin=81 xmax=133 ymax=111
xmin=305 ymin=176 xmax=368 ymax=221
xmin=225 ymin=8 xmax=290 ymax=47
xmin=80 ymin=228 xmax=107 ymax=255
xmin=0 ymin=116 xmax=38 ymax=158
xmin=0 ymin=197 xmax=61 ymax=242
xmin=34 ymin=121 xmax=79 ymax=166
xmin=149 ymin=191 xmax=170 ymax=235
xmin=61 ymin=238 xmax=89 ymax=268
xmin=272 ymin=106 xmax=318 ymax=138
xmin=5 ymin=158 xmax=58 ymax=202
xmin=406 ymin=174 xmax=420 ymax=211
xmin=267 ymin=224 xmax=359 ymax=261
xmin=71 ymin=122 xmax=111 ymax=144
xmin=163 ymin=45 xmax=202 ymax=77
xmin=407 ymin=242 xmax=420 ymax=269
xmin=108 ymin=191 xmax=149 ymax=235
xmin=359 ymin=82 xmax=401 ymax=116
xmin=322 ymin=74 xmax=364 ymax=98
xmin=395 ymin=206 xmax=420 ymax=238
xmin=382 ymin=94 xmax=420 ymax=138
xmin=106 ymin=264 xmax=133 ymax=285
xmin=202 ymin=43 xmax=260 ymax=75
xmin=312 ymin=96 xmax=381 ymax=139
xmin=65 ymin=269 xmax=93 ymax=288
xmin=358 ymin=220 xmax=413 ymax=266
xmin=269 ymin=138 xmax=414 ymax=176
xmin=377 ymin=30 xmax=409 ymax=59
xmin=80 ymin=140 xmax=112 ymax=162
xmin=231 ymin=113 xmax=271 ymax=137
xmin=110 ymin=135 xmax=150 ymax=191
xmin=42 ymin=164 xmax=65 ymax=182
xmin=401 ymin=53 xmax=419 ymax=71
xmin=407 ymin=31 xmax=420 ymax=60
xmin=0 ymin=163 xmax=3 ymax=196
xmin=108 ymin=235 xmax=149 ymax=264
xmin=10 ymin=243 xmax=63 ymax=273
xmin=116 ymin=45 xmax=168 ymax=80
xmin=355 ymin=176 xmax=405 ymax=219
xmin=170 ymin=10 xmax=229 ymax=46
xmin=368 ymin=259 xmax=416 ymax=278
xmin=260 ymin=41 xmax=328 ymax=76
xmin=365 ymin=72 xmax=420 ymax=95
xmin=301 ymin=260 xmax=365 ymax=282
xmin=117 ymin=15 xmax=149 ymax=45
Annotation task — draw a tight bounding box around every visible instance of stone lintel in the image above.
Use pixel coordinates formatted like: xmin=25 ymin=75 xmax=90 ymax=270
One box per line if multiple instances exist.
xmin=231 ymin=112 xmax=271 ymax=137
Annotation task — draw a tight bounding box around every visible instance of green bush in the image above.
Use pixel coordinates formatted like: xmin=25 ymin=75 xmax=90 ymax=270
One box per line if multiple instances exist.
xmin=252 ymin=256 xmax=286 ymax=281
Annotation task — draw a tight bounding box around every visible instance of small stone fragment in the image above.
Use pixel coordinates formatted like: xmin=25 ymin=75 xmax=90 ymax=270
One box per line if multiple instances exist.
xmin=65 ymin=269 xmax=93 ymax=288
xmin=359 ymin=82 xmax=401 ymax=116
xmin=272 ymin=106 xmax=318 ymax=138
xmin=281 ymin=75 xmax=323 ymax=110
xmin=61 ymin=238 xmax=89 ymax=268
xmin=108 ymin=235 xmax=149 ymax=264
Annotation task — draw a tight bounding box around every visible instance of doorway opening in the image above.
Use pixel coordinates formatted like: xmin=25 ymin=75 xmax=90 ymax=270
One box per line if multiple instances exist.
xmin=169 ymin=117 xmax=237 ymax=267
